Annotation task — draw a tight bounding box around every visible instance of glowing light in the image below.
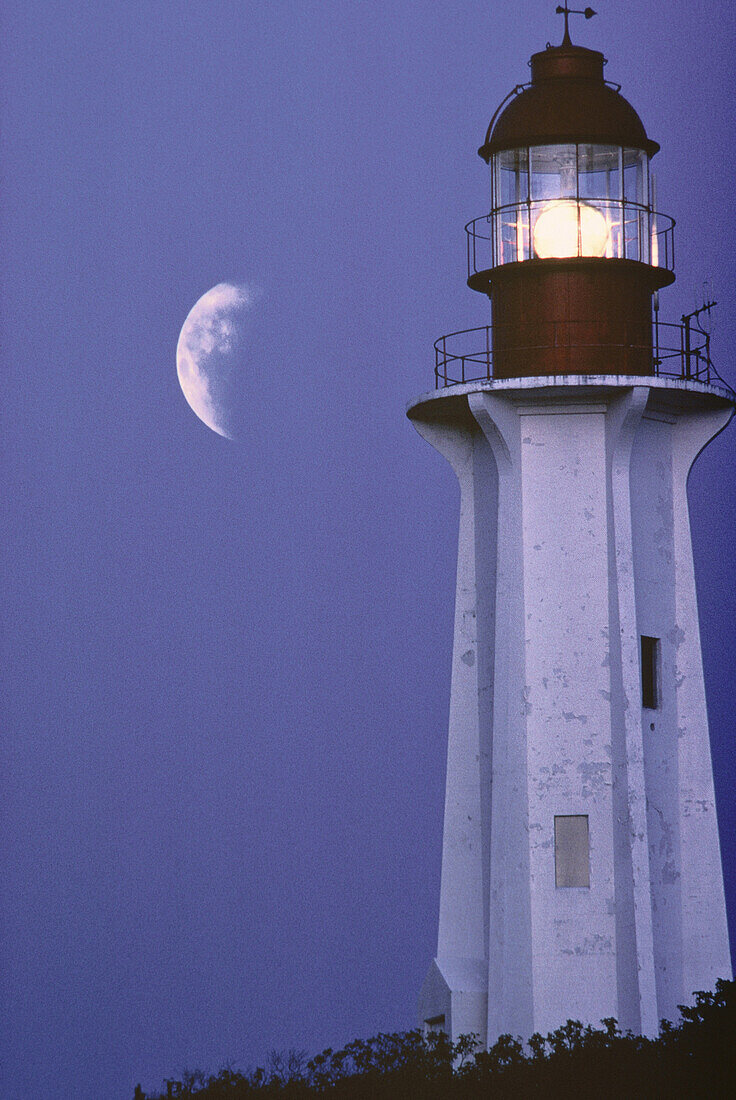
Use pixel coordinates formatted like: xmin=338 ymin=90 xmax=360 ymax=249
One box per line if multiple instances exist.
xmin=516 ymin=216 xmax=525 ymax=261
xmin=533 ymin=200 xmax=609 ymax=259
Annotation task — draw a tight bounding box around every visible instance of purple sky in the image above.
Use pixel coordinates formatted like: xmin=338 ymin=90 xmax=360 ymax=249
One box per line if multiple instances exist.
xmin=2 ymin=2 xmax=735 ymax=1097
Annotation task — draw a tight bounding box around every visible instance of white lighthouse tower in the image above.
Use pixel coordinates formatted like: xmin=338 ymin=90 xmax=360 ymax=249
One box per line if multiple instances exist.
xmin=412 ymin=14 xmax=732 ymax=1046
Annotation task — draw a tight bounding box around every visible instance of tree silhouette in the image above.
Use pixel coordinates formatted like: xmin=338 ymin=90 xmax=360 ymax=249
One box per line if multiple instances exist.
xmin=134 ymin=978 xmax=736 ymax=1098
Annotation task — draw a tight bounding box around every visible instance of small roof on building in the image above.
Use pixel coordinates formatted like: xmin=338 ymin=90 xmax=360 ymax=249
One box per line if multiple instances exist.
xmin=478 ymin=44 xmax=659 ymax=162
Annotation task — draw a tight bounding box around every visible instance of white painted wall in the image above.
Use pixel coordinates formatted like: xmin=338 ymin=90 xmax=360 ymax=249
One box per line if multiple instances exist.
xmin=410 ymin=376 xmax=733 ymax=1045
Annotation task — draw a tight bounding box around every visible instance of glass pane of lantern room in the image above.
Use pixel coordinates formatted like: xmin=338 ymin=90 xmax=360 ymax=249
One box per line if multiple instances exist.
xmin=623 ymin=149 xmax=647 ymax=204
xmin=622 ymin=150 xmax=649 ymax=261
xmin=577 ymin=144 xmax=620 ymax=200
xmin=530 ymin=145 xmax=576 ymax=200
xmin=494 ymin=148 xmax=529 ymax=208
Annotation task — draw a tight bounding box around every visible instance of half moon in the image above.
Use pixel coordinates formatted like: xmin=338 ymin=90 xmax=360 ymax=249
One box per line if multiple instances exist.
xmin=176 ymin=283 xmax=252 ymax=439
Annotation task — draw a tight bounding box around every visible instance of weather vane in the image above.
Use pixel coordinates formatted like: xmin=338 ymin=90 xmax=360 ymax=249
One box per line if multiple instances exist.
xmin=556 ymin=3 xmax=597 ymax=46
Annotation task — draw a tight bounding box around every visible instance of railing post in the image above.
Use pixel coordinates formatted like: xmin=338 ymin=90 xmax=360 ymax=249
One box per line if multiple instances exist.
xmin=486 ymin=325 xmax=491 ymax=380
xmin=682 ymin=313 xmax=692 ymax=379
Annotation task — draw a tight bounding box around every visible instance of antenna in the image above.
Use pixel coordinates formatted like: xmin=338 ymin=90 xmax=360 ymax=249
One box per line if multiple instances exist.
xmin=682 ymin=294 xmax=717 ymax=333
xmin=555 ymin=4 xmax=597 ymax=47
xmin=698 ymin=279 xmax=716 ymax=335
xmin=681 ymin=294 xmax=717 ymax=379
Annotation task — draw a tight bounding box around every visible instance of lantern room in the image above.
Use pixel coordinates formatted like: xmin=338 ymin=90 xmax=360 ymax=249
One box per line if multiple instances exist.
xmin=463 ymin=37 xmax=675 ymax=378
xmin=488 ymin=143 xmax=651 ymax=264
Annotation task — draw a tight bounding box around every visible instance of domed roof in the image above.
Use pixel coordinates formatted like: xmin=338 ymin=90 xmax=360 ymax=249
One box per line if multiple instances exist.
xmin=478 ymin=44 xmax=659 ymax=162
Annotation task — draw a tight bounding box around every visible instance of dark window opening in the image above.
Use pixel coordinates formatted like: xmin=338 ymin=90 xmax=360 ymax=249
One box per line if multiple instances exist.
xmin=641 ymin=635 xmax=660 ymax=709
xmin=424 ymin=1015 xmax=446 ymax=1035
xmin=555 ymin=815 xmax=590 ymax=888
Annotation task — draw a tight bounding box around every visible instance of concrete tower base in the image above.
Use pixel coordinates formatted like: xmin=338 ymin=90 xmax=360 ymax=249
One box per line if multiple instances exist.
xmin=410 ymin=374 xmax=733 ymax=1046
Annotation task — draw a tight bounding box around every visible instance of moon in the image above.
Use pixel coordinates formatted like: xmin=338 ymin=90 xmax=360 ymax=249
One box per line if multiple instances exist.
xmin=176 ymin=282 xmax=256 ymax=439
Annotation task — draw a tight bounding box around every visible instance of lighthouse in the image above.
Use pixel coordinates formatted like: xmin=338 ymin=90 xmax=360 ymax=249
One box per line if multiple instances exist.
xmin=411 ymin=11 xmax=733 ymax=1046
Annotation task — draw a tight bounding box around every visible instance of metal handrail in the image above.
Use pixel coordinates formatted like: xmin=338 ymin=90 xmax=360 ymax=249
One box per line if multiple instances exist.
xmin=481 ymin=83 xmax=531 ymax=148
xmin=465 ymin=201 xmax=676 ymax=275
xmin=432 ymin=320 xmax=733 ymax=395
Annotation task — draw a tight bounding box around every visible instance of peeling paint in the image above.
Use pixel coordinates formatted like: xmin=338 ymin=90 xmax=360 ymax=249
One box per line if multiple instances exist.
xmin=560 ymin=934 xmax=614 ymax=957
xmin=661 ymin=860 xmax=680 ymax=885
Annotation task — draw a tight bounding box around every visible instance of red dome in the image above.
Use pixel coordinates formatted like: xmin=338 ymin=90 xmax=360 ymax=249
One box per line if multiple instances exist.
xmin=478 ymin=45 xmax=658 ymax=162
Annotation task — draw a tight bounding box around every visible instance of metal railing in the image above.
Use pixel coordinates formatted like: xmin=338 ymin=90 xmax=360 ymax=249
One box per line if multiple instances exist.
xmin=433 ymin=320 xmax=732 ymax=393
xmin=465 ymin=201 xmax=675 ymax=278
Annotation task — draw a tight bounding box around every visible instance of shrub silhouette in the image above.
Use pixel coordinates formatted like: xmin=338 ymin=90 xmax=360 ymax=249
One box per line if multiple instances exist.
xmin=135 ymin=977 xmax=736 ymax=1098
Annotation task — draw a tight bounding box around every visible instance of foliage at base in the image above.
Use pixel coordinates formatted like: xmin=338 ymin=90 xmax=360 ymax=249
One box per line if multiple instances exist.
xmin=135 ymin=977 xmax=736 ymax=1098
